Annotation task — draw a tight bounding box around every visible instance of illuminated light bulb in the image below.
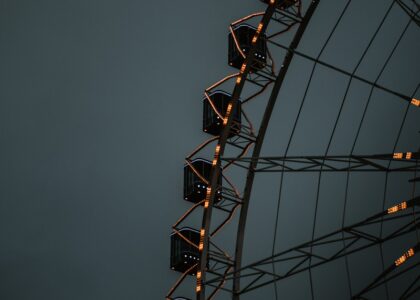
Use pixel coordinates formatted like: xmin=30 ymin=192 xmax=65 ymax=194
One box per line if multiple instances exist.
xmin=388 ymin=206 xmax=397 ymax=214
xmin=395 ymin=248 xmax=415 ymax=266
xmin=199 ymin=242 xmax=203 ymax=251
xmin=393 ymin=152 xmax=403 ymax=159
xmin=215 ymin=144 xmax=221 ymax=154
xmin=408 ymin=248 xmax=415 ymax=257
xmin=200 ymin=229 xmax=205 ymax=237
xmin=196 ymin=285 xmax=202 ymax=293
xmin=387 ymin=201 xmax=407 ymax=214
xmin=252 ymin=35 xmax=258 ymax=44
xmin=395 ymin=256 xmax=406 ymax=266
xmin=406 ymin=152 xmax=412 ymax=159
xmin=257 ymin=23 xmax=263 ymax=33
xmin=212 ymin=159 xmax=217 ymax=166
xmin=236 ymin=76 xmax=242 ymax=84
xmin=240 ymin=64 xmax=246 ymax=73
xmin=204 ymin=200 xmax=209 ymax=208
xmin=226 ymin=103 xmax=233 ymax=114
xmin=197 ymin=271 xmax=202 ymax=279
xmin=411 ymin=98 xmax=420 ymax=107
xmin=224 ymin=103 xmax=233 ymax=126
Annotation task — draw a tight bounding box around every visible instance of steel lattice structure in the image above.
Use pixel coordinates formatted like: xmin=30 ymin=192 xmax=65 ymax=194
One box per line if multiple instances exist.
xmin=167 ymin=1 xmax=420 ymax=299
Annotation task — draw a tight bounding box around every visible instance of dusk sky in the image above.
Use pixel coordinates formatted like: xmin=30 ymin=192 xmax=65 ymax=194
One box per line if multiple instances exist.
xmin=1 ymin=0 xmax=419 ymax=299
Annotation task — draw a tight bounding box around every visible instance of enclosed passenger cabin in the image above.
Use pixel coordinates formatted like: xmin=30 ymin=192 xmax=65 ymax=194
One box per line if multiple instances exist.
xmin=228 ymin=24 xmax=267 ymax=71
xmin=260 ymin=0 xmax=297 ymax=9
xmin=184 ymin=159 xmax=222 ymax=204
xmin=203 ymin=90 xmax=241 ymax=137
xmin=170 ymin=228 xmax=200 ymax=275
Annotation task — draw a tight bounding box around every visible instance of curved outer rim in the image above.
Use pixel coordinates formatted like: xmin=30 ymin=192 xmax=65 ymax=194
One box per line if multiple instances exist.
xmin=231 ymin=1 xmax=320 ymax=298
xmin=170 ymin=1 xmax=419 ymax=298
xmin=197 ymin=3 xmax=278 ymax=300
xmin=197 ymin=1 xmax=320 ymax=299
xmin=195 ymin=0 xmax=420 ymax=298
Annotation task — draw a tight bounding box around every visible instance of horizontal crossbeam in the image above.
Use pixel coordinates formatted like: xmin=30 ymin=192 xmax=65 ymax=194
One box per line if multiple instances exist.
xmin=222 ymin=152 xmax=420 ymax=173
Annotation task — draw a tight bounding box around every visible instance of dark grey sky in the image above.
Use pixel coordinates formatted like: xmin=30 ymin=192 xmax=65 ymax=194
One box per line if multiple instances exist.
xmin=0 ymin=0 xmax=419 ymax=299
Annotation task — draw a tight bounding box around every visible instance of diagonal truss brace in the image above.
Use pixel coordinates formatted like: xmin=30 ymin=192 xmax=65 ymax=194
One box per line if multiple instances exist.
xmin=223 ymin=152 xmax=420 ymax=173
xmin=353 ymin=242 xmax=420 ymax=299
xmin=206 ymin=196 xmax=420 ymax=294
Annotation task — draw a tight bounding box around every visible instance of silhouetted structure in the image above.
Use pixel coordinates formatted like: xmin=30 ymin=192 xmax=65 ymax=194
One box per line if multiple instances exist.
xmin=228 ymin=24 xmax=267 ymax=70
xmin=203 ymin=90 xmax=241 ymax=136
xmin=260 ymin=0 xmax=297 ymax=9
xmin=170 ymin=228 xmax=200 ymax=275
xmin=183 ymin=159 xmax=222 ymax=204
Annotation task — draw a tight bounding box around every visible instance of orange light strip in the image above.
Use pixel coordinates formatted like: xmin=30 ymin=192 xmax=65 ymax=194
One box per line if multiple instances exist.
xmin=204 ymin=187 xmax=211 ymax=208
xmin=235 ymin=61 xmax=248 ymax=86
xmin=257 ymin=22 xmax=264 ymax=33
xmin=212 ymin=144 xmax=222 ymax=166
xmin=387 ymin=201 xmax=408 ymax=214
xmin=395 ymin=248 xmax=415 ymax=267
xmin=196 ymin=270 xmax=202 ymax=293
xmin=393 ymin=152 xmax=403 ymax=159
xmin=223 ymin=103 xmax=233 ymax=125
xmin=393 ymin=152 xmax=413 ymax=160
xmin=411 ymin=98 xmax=420 ymax=107
xmin=198 ymin=228 xmax=205 ymax=251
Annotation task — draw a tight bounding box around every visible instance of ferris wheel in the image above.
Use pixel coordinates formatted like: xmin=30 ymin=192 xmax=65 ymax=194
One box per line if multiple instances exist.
xmin=166 ymin=0 xmax=420 ymax=299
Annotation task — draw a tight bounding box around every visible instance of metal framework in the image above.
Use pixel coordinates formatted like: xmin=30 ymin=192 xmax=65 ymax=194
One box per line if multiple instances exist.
xmin=223 ymin=152 xmax=420 ymax=173
xmin=396 ymin=0 xmax=420 ymax=26
xmin=167 ymin=0 xmax=420 ymax=299
xmin=206 ymin=196 xmax=420 ymax=295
